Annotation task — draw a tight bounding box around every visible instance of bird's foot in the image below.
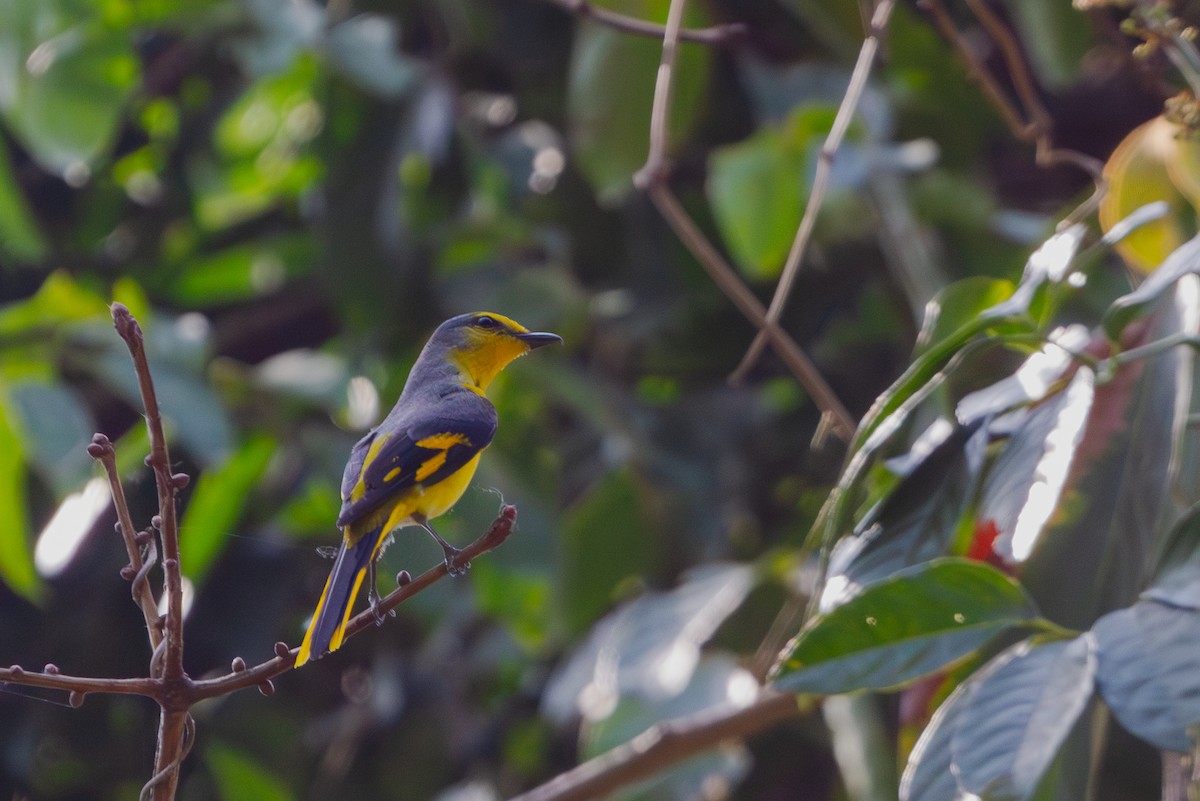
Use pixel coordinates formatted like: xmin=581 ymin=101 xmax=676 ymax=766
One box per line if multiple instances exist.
xmin=442 ymin=545 xmax=470 ymax=577
xmin=366 ymin=573 xmax=395 ymax=626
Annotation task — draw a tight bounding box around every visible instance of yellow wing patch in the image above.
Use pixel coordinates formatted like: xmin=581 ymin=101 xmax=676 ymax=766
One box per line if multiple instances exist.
xmin=413 ymin=432 xmax=472 ymax=482
xmin=350 ymin=432 xmax=392 ymax=502
xmin=416 ymin=432 xmax=472 ymax=450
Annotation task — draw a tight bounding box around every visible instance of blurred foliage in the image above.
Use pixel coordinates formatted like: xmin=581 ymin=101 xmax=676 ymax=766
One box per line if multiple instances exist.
xmin=0 ymin=0 xmax=1192 ymax=799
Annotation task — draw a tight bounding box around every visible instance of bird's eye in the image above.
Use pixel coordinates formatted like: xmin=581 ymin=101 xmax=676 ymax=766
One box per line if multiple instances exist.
xmin=474 ymin=315 xmax=499 ymax=329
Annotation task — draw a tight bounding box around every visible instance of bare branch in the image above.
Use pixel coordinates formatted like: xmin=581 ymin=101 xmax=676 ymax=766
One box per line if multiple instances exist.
xmin=917 ymin=0 xmax=1105 ymax=226
xmin=87 ymin=434 xmax=164 ymax=651
xmin=190 ymin=505 xmax=519 ymax=700
xmin=646 ymin=184 xmax=856 ymax=440
xmin=627 ymin=0 xmax=856 ymax=440
xmin=731 ymin=0 xmax=897 ymax=383
xmin=509 ymin=692 xmax=810 ymax=801
xmin=110 ymin=303 xmax=187 ymax=682
xmin=145 ymin=711 xmax=194 ymax=801
xmin=0 ymin=664 xmax=157 ymax=698
xmin=542 ymin=0 xmax=746 ymax=45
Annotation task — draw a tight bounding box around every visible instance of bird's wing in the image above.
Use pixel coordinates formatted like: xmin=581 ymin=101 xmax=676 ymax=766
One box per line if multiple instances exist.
xmin=337 ymin=392 xmax=497 ymax=529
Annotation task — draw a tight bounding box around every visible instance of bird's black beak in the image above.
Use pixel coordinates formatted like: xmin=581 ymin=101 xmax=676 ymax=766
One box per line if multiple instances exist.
xmin=516 ymin=331 xmax=563 ymax=349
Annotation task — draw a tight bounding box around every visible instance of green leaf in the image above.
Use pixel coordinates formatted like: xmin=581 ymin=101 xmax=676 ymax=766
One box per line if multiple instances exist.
xmin=168 ymin=234 xmax=313 ymax=306
xmin=1093 ymin=601 xmax=1200 ymax=752
xmin=558 ymin=467 xmax=661 ymax=634
xmin=1008 ymin=0 xmax=1089 ymax=89
xmin=1103 ymin=233 xmax=1200 ymax=339
xmin=952 ymin=636 xmax=1096 ymax=801
xmin=472 ymin=560 xmax=554 ymax=652
xmin=566 ymin=2 xmax=711 ymax=204
xmin=822 ymin=420 xmax=988 ymax=610
xmin=0 ymin=141 xmax=45 ymax=261
xmin=205 ymin=742 xmax=294 ymax=801
xmin=0 ymin=0 xmax=140 ymax=175
xmin=0 ymin=400 xmax=41 ymax=602
xmin=180 ymin=434 xmax=276 ymax=582
xmin=774 ymin=559 xmax=1038 ymax=695
xmin=913 ymin=276 xmax=1016 ymax=357
xmin=0 ymin=271 xmax=108 ymax=337
xmin=707 ymin=105 xmax=839 ymax=279
xmin=6 ymin=379 xmax=94 ymax=495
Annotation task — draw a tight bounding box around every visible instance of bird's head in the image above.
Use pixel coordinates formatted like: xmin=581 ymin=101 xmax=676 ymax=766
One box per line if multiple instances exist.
xmin=430 ymin=312 xmax=562 ymax=392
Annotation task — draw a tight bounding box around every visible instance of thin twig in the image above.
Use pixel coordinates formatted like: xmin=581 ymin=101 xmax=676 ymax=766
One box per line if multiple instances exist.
xmin=190 ymin=506 xmax=518 ymax=700
xmin=731 ymin=0 xmax=897 ymax=383
xmin=626 ymin=0 xmax=855 ymax=439
xmin=648 ymin=184 xmax=856 ymax=440
xmin=542 ymin=0 xmax=746 ymax=45
xmin=509 ymin=692 xmax=810 ymax=801
xmin=111 ymin=304 xmax=188 ymax=683
xmin=917 ymin=0 xmax=1106 ymax=226
xmin=87 ymin=434 xmax=164 ymax=651
xmin=0 ymin=665 xmax=156 ymax=697
xmin=632 ymin=0 xmax=689 ymax=189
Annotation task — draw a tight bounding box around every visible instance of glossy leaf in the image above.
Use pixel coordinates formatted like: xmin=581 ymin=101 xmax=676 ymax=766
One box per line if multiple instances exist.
xmin=913 ymin=276 xmax=1016 ymax=358
xmin=974 ymin=366 xmax=1096 ymax=565
xmin=1021 ymin=275 xmax=1198 ymax=628
xmin=0 ymin=0 xmax=140 ymax=175
xmin=543 ymin=563 xmax=754 ymax=723
xmin=775 ymin=559 xmax=1038 ymax=695
xmin=1093 ymin=601 xmax=1200 ymax=752
xmin=566 ymin=1 xmax=711 ymax=203
xmin=0 ymin=400 xmax=40 ymax=602
xmin=821 ymin=420 xmax=988 ymax=610
xmin=1104 ymin=233 xmax=1200 ymax=340
xmin=180 ymin=434 xmax=276 ymax=582
xmin=899 ymin=680 xmax=973 ymax=801
xmin=1142 ymin=504 xmax=1200 ymax=610
xmin=952 ymin=636 xmax=1096 ymax=801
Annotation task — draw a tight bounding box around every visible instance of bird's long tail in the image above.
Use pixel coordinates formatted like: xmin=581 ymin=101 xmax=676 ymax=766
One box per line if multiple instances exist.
xmin=295 ymin=528 xmax=382 ymax=666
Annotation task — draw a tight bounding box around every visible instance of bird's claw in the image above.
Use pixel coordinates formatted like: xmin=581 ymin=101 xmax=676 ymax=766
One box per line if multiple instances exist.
xmin=443 ymin=548 xmax=470 ymax=577
xmin=367 ymin=585 xmax=395 ymax=626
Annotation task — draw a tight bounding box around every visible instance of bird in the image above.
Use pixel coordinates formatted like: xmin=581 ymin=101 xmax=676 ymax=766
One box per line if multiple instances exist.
xmin=295 ymin=312 xmax=562 ymax=666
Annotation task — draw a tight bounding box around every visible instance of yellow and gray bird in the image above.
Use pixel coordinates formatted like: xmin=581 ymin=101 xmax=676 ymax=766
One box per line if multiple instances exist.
xmin=295 ymin=312 xmax=561 ymax=666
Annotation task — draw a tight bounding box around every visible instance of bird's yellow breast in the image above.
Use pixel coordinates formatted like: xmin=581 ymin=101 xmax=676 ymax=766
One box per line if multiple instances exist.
xmin=367 ymin=451 xmax=484 ymax=539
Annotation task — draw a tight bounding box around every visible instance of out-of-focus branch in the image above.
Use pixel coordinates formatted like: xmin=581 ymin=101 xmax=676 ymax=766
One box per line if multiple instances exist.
xmin=509 ymin=692 xmax=810 ymax=801
xmin=627 ymin=0 xmax=856 ymax=441
xmin=731 ymin=0 xmax=897 ymax=383
xmin=917 ymin=0 xmax=1105 ymax=225
xmin=190 ymin=505 xmax=519 ymax=700
xmin=542 ymin=0 xmax=746 ymax=45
